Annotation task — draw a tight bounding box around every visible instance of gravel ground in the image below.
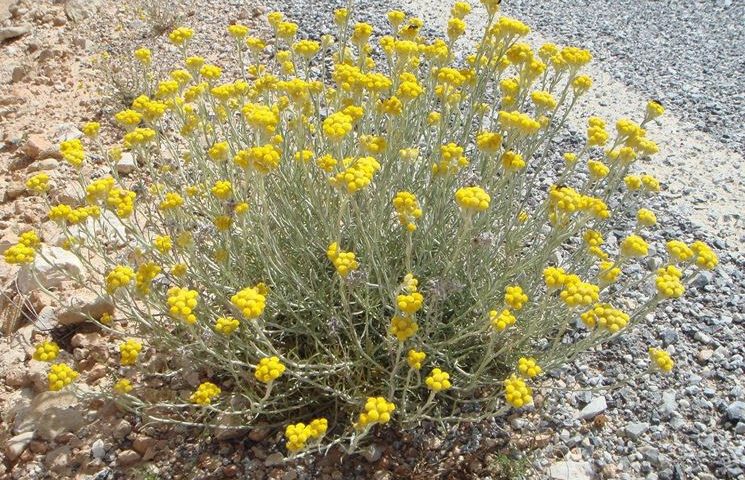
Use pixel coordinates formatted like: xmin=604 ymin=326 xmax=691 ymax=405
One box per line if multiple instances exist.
xmin=503 ymin=0 xmax=745 ymax=157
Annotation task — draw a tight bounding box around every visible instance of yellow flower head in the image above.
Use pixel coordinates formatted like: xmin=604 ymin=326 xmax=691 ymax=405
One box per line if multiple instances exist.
xmin=517 ymin=357 xmax=542 ymax=378
xmin=168 ymin=27 xmax=194 ymax=46
xmin=580 ymin=303 xmax=629 ymax=332
xmin=190 ymin=381 xmax=221 ymax=405
xmin=114 ymin=378 xmax=133 ymax=394
xmin=119 ymin=339 xmax=142 ymax=366
xmin=425 ymin=368 xmax=452 ymax=392
xmin=255 ymin=356 xmax=286 ymax=383
xmin=490 ymin=308 xmax=516 ymax=331
xmin=504 ymin=374 xmax=532 ymax=408
xmin=666 ymin=240 xmax=694 ymax=263
xmin=455 ymin=186 xmax=490 ymax=212
xmin=389 ymin=315 xmax=418 ymax=342
xmin=48 ymin=363 xmax=78 ymax=391
xmin=656 ymin=265 xmax=684 ymax=298
xmin=214 ymin=316 xmax=240 ymax=335
xmin=397 ymin=291 xmax=424 ymax=316
xmin=356 ymin=397 xmax=395 ymax=429
xmin=231 ymin=286 xmax=267 ymax=319
xmin=620 ymin=234 xmax=649 ymax=258
xmin=407 ymin=349 xmax=426 ymax=370
xmin=33 ymin=341 xmax=60 ymax=362
xmin=167 ymin=287 xmax=199 ymax=324
xmin=504 ymin=285 xmax=528 ymax=310
xmin=690 ymin=241 xmax=718 ymax=269
xmin=26 ymin=172 xmax=50 ymax=193
xmin=649 ymin=347 xmax=674 ymax=372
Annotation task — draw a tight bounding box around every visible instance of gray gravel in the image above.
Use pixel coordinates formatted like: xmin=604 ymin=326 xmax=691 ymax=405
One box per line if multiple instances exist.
xmin=502 ymin=0 xmax=745 ymax=156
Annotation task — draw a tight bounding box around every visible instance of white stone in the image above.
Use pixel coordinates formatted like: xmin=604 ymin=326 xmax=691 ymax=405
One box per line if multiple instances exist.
xmin=549 ymin=460 xmax=594 ymax=480
xmin=52 ymin=123 xmax=83 ymax=142
xmin=16 ymin=246 xmax=86 ymax=294
xmin=65 ymin=0 xmax=103 ymax=22
xmin=55 ymin=289 xmax=114 ymax=326
xmin=624 ymin=422 xmax=650 ymax=440
xmin=578 ymin=396 xmax=607 ymax=420
xmin=0 ymin=25 xmax=31 ymax=42
xmin=116 ymin=152 xmax=136 ymax=175
xmin=91 ymin=439 xmax=105 ymax=459
xmin=5 ymin=431 xmax=34 ymax=461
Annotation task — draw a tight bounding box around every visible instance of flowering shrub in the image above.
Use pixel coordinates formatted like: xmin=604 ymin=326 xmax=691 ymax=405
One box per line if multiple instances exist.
xmin=6 ymin=1 xmax=719 ymax=456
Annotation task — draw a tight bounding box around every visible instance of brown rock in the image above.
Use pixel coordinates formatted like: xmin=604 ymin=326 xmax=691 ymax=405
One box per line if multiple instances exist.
xmin=22 ymin=134 xmax=57 ymax=160
xmin=71 ymin=331 xmax=105 ymax=350
xmin=117 ymin=449 xmax=141 ymax=467
xmin=132 ymin=435 xmax=157 ymax=455
xmin=112 ymin=419 xmax=132 ymax=440
xmin=223 ymin=465 xmax=240 ymax=477
xmin=86 ymin=364 xmax=107 ymax=383
xmin=29 ymin=440 xmax=48 ymax=454
xmin=44 ymin=445 xmax=71 ymax=473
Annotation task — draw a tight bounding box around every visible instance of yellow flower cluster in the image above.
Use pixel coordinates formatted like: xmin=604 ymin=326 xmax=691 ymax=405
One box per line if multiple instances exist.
xmin=59 ymin=138 xmax=84 ymax=168
xmin=598 ymin=261 xmax=622 ymax=284
xmin=284 ymin=418 xmax=328 ymax=452
xmin=407 ymin=349 xmax=426 ymax=370
xmin=229 ymin=285 xmax=266 ymax=319
xmin=167 ymin=287 xmax=199 ymax=324
xmin=389 ymin=315 xmax=418 ymax=342
xmin=397 ymin=291 xmax=424 ymax=316
xmin=255 ymin=356 xmax=286 ymax=383
xmin=433 ymin=143 xmax=468 ymax=175
xmin=48 ymin=363 xmax=78 ymax=391
xmin=114 ymin=378 xmax=133 ymax=394
xmin=425 ymin=368 xmax=452 ymax=392
xmin=691 ymin=241 xmax=718 ymax=269
xmin=501 ymin=151 xmax=526 ymax=172
xmin=330 ymin=157 xmax=381 ymax=193
xmin=498 ymin=110 xmax=541 ymax=135
xmin=476 ymin=131 xmax=503 ymax=153
xmin=392 ymin=191 xmax=423 ymax=232
xmin=636 ymin=208 xmax=657 ymax=227
xmin=326 ymin=242 xmax=359 ymax=277
xmin=543 ymin=266 xmax=567 ymax=289
xmin=620 ymin=234 xmax=649 ymax=258
xmin=135 ymin=262 xmax=161 ymax=294
xmin=323 ymin=111 xmax=354 ymax=140
xmin=489 ymin=308 xmax=516 ymax=331
xmin=210 ymin=180 xmax=232 ymax=200
xmin=504 ymin=285 xmax=528 ymax=310
xmin=107 ymin=188 xmax=136 ymax=218
xmin=580 ymin=303 xmax=629 ymax=333
xmin=560 ymin=277 xmax=600 ymax=307
xmin=455 ymin=186 xmax=490 ymax=212
xmin=119 ymin=339 xmax=143 ymax=366
xmin=123 ymin=127 xmax=157 ymax=148
xmin=649 ymin=347 xmax=674 ymax=372
xmin=105 ymin=265 xmax=135 ymax=294
xmin=656 ymin=265 xmax=684 ymax=298
xmin=356 ymin=397 xmax=395 ymax=429
xmin=504 ymin=374 xmax=532 ymax=408
xmin=169 ymin=27 xmax=194 ymax=46
xmin=33 ymin=341 xmax=60 ymax=362
xmin=159 ymin=192 xmax=184 ymax=211
xmin=666 ymin=240 xmax=694 ymax=263
xmin=190 ymin=381 xmax=221 ymax=405
xmin=26 ymin=172 xmax=50 ymax=193
xmin=234 ymin=145 xmax=282 ymax=174
xmin=214 ymin=316 xmax=240 ymax=335
xmin=3 ymin=243 xmax=36 ymax=265
xmin=517 ymin=357 xmax=542 ymax=378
